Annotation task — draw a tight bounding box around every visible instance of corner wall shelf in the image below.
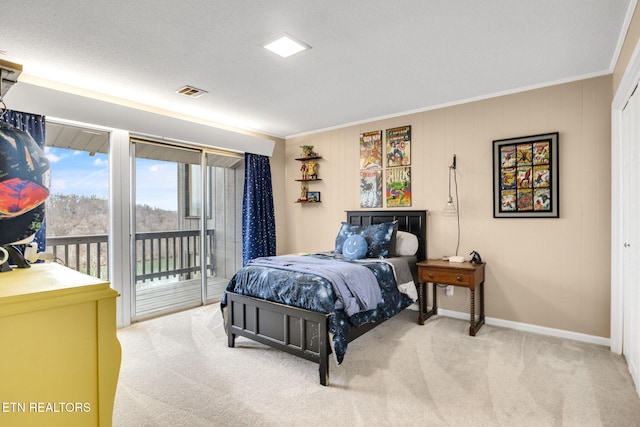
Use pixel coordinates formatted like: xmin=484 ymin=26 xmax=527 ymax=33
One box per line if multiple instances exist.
xmin=295 ymin=152 xmax=322 ymax=203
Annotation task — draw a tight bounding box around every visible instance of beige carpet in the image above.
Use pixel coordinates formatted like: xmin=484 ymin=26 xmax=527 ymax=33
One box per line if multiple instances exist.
xmin=113 ymin=304 xmax=640 ymax=426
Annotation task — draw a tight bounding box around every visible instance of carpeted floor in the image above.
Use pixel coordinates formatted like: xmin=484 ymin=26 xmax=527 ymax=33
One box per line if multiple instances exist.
xmin=113 ymin=304 xmax=640 ymax=426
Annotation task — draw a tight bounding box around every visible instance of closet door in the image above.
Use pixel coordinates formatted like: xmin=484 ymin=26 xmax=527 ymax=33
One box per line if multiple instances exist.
xmin=622 ymin=87 xmax=640 ymax=394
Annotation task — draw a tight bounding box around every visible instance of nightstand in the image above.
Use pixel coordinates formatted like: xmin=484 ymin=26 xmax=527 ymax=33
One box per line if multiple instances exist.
xmin=417 ymin=259 xmax=486 ymax=336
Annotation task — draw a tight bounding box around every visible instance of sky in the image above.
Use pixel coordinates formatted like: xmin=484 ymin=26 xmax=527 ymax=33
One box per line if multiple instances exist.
xmin=45 ymin=147 xmax=178 ymax=211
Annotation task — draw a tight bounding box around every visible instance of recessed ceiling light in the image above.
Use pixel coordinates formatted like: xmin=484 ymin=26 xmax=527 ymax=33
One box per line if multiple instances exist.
xmin=262 ymin=33 xmax=310 ymax=58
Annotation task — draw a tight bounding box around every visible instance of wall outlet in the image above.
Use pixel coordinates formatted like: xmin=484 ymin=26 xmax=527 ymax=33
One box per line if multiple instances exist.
xmin=446 ymin=285 xmax=454 ymax=296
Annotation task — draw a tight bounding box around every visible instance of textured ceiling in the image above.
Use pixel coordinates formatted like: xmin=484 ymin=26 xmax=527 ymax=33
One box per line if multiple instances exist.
xmin=0 ymin=1 xmax=634 ymax=138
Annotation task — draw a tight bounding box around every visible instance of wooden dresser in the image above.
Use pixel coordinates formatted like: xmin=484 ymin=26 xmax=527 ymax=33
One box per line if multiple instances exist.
xmin=0 ymin=263 xmax=121 ymax=426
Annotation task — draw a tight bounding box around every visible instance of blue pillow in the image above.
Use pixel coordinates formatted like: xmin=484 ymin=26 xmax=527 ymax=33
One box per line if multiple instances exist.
xmin=334 ymin=220 xmax=397 ymax=258
xmin=360 ymin=221 xmax=397 ymax=258
xmin=342 ymin=234 xmax=368 ymax=260
xmin=334 ymin=222 xmax=361 ymax=254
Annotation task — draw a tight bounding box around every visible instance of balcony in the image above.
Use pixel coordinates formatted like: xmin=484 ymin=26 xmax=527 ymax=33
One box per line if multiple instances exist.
xmin=46 ymin=234 xmax=110 ymax=280
xmin=45 ymin=229 xmax=227 ymax=318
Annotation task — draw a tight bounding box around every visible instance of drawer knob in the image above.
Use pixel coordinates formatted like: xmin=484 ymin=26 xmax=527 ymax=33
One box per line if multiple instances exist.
xmin=428 ymin=273 xmax=434 ymax=279
xmin=456 ymin=276 xmax=463 ymax=281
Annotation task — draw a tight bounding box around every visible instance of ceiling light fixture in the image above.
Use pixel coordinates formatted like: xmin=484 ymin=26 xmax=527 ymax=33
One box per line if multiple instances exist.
xmin=262 ymin=33 xmax=310 ymax=58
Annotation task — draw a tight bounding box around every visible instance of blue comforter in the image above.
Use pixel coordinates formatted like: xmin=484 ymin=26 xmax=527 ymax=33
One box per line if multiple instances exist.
xmin=221 ymin=253 xmax=414 ymax=364
xmin=246 ymin=255 xmax=382 ymax=316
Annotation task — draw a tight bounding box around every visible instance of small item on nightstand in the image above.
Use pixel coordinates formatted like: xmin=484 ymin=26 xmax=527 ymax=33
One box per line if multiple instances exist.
xmin=449 ymin=255 xmax=464 ymax=263
xmin=470 ymin=250 xmax=483 ymax=264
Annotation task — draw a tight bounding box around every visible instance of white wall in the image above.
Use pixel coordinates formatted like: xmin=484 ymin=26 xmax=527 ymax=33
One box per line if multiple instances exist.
xmin=5 ymin=80 xmax=276 ymax=157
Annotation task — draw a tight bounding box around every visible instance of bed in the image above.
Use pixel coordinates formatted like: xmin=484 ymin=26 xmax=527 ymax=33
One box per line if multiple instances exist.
xmin=222 ymin=210 xmax=427 ymax=385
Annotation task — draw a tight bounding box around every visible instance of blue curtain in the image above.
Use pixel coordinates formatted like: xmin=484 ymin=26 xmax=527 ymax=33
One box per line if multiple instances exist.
xmin=242 ymin=152 xmax=276 ymax=265
xmin=3 ymin=110 xmax=47 ymax=251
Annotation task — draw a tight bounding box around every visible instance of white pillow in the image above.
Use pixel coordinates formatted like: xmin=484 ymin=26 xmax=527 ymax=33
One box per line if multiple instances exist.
xmin=394 ymin=231 xmax=419 ymax=256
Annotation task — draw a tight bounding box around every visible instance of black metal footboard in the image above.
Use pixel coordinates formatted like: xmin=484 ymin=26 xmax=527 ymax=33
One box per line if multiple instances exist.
xmin=226 ymin=291 xmax=332 ymax=385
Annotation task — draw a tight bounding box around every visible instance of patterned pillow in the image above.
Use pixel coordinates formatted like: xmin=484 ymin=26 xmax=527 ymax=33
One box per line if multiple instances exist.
xmin=334 ymin=220 xmax=397 ymax=258
xmin=360 ymin=221 xmax=397 ymax=258
xmin=334 ymin=222 xmax=361 ymax=254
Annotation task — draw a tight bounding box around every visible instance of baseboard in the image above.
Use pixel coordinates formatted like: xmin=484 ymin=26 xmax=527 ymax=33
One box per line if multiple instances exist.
xmin=434 ymin=308 xmax=611 ymax=348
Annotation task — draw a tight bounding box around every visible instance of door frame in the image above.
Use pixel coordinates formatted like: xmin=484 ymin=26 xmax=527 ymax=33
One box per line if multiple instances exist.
xmin=612 ymin=36 xmax=640 ymax=355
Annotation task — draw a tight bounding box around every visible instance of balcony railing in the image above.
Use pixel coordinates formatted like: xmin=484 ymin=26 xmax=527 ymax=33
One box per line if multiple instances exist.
xmin=46 ymin=234 xmax=109 ymax=279
xmin=45 ymin=229 xmax=215 ymax=282
xmin=135 ymin=229 xmax=215 ymax=282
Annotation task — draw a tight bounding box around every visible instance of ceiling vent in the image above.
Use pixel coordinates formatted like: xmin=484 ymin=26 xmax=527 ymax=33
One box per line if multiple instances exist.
xmin=176 ymin=85 xmax=208 ymax=98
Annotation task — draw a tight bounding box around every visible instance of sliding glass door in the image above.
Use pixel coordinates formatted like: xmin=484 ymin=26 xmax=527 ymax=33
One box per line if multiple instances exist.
xmin=132 ymin=141 xmax=200 ymax=318
xmin=203 ymin=151 xmax=244 ymax=302
xmin=131 ymin=139 xmax=243 ymax=320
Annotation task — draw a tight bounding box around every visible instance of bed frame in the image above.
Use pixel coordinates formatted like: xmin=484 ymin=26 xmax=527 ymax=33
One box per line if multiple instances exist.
xmin=226 ymin=210 xmax=427 ymax=385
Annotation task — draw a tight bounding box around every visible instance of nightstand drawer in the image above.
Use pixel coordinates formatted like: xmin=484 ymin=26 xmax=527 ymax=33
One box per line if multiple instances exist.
xmin=419 ymin=269 xmax=471 ymax=286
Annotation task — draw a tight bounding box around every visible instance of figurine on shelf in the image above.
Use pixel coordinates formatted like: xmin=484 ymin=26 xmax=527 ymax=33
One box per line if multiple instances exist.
xmin=307 ymin=160 xmax=318 ymax=180
xmin=299 ymin=184 xmax=308 ymax=201
xmin=300 ymin=162 xmax=308 ymax=180
xmin=300 ymin=145 xmax=314 ymax=158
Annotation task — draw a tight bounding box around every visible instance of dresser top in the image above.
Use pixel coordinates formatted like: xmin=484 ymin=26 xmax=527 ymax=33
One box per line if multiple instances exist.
xmin=0 ymin=263 xmax=115 ymax=315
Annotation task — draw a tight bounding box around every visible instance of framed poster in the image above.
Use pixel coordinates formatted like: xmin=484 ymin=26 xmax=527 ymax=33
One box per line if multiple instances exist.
xmin=360 ymin=169 xmax=382 ymax=208
xmin=386 ymin=126 xmax=411 ymax=167
xmin=492 ymin=132 xmax=559 ymax=218
xmin=360 ymin=130 xmax=382 ymax=169
xmin=386 ymin=167 xmax=411 ymax=207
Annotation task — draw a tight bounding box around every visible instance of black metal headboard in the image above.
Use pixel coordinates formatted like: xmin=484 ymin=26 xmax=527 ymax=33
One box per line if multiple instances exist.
xmin=346 ymin=210 xmax=427 ymax=261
